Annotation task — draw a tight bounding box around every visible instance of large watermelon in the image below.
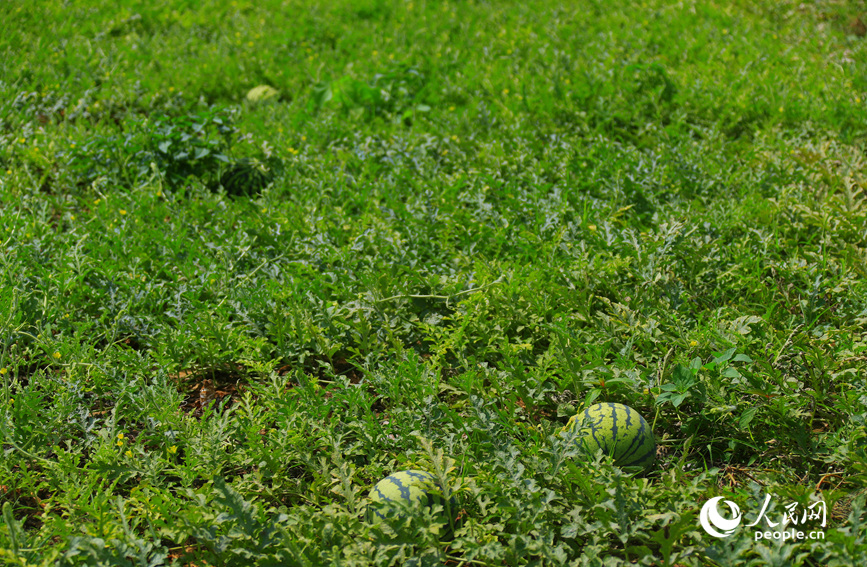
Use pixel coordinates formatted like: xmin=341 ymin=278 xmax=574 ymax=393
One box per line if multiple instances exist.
xmin=564 ymin=402 xmax=656 ymax=471
xmin=367 ymin=469 xmax=452 ymax=521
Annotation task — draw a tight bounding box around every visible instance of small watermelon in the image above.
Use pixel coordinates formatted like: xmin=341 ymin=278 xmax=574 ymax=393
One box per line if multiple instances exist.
xmin=367 ymin=469 xmax=451 ymax=521
xmin=218 ymin=157 xmax=282 ymax=197
xmin=246 ymin=85 xmax=280 ymax=103
xmin=563 ymin=402 xmax=656 ymax=471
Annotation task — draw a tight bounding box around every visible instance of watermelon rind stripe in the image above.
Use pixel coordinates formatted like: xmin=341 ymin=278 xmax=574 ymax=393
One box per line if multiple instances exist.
xmin=369 ymin=470 xmax=444 ymax=520
xmin=568 ymin=403 xmax=655 ymax=470
xmin=615 ymin=405 xmax=654 ymax=467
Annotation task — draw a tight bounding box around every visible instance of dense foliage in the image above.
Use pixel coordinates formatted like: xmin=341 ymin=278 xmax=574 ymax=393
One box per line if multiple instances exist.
xmin=1 ymin=0 xmax=866 ymax=565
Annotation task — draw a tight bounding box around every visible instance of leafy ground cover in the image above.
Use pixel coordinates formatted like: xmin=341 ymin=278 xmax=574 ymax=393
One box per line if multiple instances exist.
xmin=1 ymin=0 xmax=866 ymax=565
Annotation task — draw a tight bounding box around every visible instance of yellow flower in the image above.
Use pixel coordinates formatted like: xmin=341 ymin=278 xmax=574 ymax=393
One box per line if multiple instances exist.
xmin=168 ymin=445 xmax=178 ymax=454
xmin=0 ymin=368 xmax=6 ymax=375
xmin=53 ymin=352 xmax=61 ymax=359
xmin=689 ymin=340 xmax=698 ymax=347
xmin=119 ymin=209 xmax=127 ymax=215
xmin=117 ymin=433 xmax=124 ymax=440
xmin=117 ymin=439 xmax=123 ymax=447
xmin=125 ymin=450 xmax=133 ymax=458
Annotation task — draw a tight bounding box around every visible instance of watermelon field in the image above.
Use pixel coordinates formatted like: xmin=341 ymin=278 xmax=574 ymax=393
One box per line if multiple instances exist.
xmin=2 ymin=0 xmax=867 ymax=564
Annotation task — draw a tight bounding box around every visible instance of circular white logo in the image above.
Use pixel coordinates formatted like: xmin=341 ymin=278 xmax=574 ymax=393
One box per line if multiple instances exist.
xmin=700 ymin=496 xmax=742 ymax=538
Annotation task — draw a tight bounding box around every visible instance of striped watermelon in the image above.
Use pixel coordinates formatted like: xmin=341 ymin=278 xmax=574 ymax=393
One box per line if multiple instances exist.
xmin=564 ymin=403 xmax=656 ymax=471
xmin=367 ymin=469 xmax=451 ymax=521
xmin=218 ymin=157 xmax=277 ymax=196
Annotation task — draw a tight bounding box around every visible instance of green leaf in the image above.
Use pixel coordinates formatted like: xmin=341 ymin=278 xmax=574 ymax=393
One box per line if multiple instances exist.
xmin=712 ymin=348 xmax=737 ymax=365
xmin=739 ymin=407 xmax=758 ymax=428
xmin=722 ymin=367 xmax=741 ymax=378
xmin=671 ymin=364 xmax=696 ymax=389
xmin=1 ymin=502 xmax=20 ymax=557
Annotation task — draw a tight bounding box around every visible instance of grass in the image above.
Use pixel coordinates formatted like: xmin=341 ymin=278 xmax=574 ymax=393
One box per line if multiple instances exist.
xmin=1 ymin=0 xmax=866 ymax=565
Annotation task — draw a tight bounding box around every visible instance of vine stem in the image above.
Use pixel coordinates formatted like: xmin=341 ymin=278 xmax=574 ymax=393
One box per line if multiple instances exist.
xmin=373 ymin=277 xmax=505 ymax=307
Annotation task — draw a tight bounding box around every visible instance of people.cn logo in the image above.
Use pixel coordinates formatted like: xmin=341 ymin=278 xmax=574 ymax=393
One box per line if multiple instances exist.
xmin=700 ymin=496 xmax=743 ymax=538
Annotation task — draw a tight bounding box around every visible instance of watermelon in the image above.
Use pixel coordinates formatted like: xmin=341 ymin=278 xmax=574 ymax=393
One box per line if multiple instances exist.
xmin=218 ymin=157 xmax=280 ymax=196
xmin=564 ymin=402 xmax=656 ymax=471
xmin=246 ymin=85 xmax=279 ymax=103
xmin=367 ymin=469 xmax=451 ymax=521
